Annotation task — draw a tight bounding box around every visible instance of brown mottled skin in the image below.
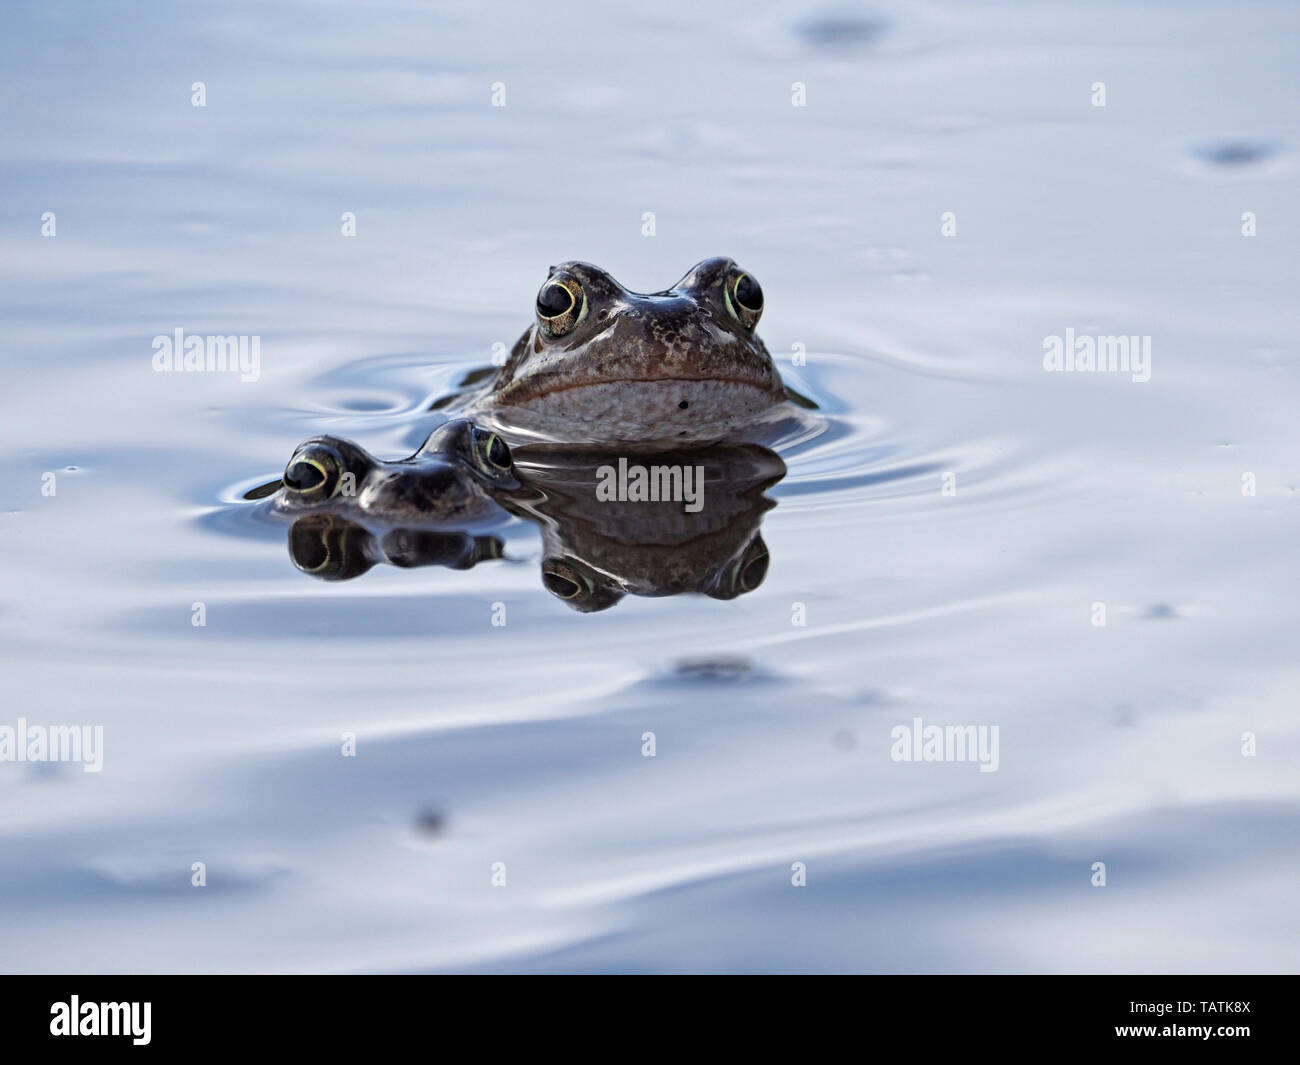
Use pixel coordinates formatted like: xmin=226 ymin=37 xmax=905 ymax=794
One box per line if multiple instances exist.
xmin=467 ymin=258 xmax=788 ymax=446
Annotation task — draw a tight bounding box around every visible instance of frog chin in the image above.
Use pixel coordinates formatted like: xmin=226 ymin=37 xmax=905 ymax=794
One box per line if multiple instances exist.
xmin=485 ymin=379 xmax=782 ymax=446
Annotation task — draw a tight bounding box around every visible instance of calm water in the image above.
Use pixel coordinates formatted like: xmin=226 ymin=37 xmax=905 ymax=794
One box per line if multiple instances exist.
xmin=2 ymin=0 xmax=1298 ymax=972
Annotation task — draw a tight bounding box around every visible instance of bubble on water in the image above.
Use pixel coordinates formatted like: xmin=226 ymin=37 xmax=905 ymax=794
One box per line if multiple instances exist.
xmin=1185 ymin=136 xmax=1287 ymax=176
xmin=414 ymin=809 xmax=447 ymax=837
xmin=795 ymin=7 xmax=892 ymax=49
xmin=673 ymin=655 xmax=754 ymax=681
xmin=327 ymin=392 xmax=409 ymax=414
xmin=1195 ymin=139 xmax=1280 ymax=166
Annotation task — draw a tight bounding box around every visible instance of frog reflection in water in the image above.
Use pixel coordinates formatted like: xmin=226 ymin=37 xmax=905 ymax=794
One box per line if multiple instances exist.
xmin=504 ymin=443 xmax=783 ymax=612
xmin=264 ymin=258 xmax=809 ymax=607
xmin=280 ymin=440 xmax=784 ymax=610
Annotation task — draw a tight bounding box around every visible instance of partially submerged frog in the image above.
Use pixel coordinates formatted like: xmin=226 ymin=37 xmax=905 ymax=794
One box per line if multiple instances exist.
xmin=272 ymin=419 xmax=516 ymax=526
xmin=461 ymin=257 xmax=792 ymax=447
xmin=256 ymin=258 xmax=812 ymax=604
xmin=278 ymin=440 xmax=786 ymax=611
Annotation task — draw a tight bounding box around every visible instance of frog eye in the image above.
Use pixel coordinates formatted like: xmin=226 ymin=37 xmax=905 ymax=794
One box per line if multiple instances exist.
xmin=542 ymin=563 xmax=584 ymax=600
xmin=470 ymin=427 xmax=512 ymax=472
xmin=735 ymin=538 xmax=770 ymax=591
xmin=536 ymin=275 xmax=586 ymax=338
xmin=288 ymin=515 xmax=375 ymax=580
xmin=283 ymin=443 xmax=343 ymax=497
xmin=725 ymin=271 xmax=763 ymax=329
xmin=707 ymin=537 xmax=769 ymax=599
xmin=541 ymin=558 xmax=625 ymax=612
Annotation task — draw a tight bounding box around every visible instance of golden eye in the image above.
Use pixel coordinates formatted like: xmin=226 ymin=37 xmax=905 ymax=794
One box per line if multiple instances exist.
xmin=283 ymin=445 xmax=341 ymax=496
xmin=544 ymin=572 xmax=579 ymax=598
xmin=284 ymin=457 xmax=327 ymax=492
xmin=288 ymin=515 xmax=374 ymax=580
xmin=471 ymin=428 xmax=512 ymax=471
xmin=725 ymin=271 xmax=763 ymax=329
xmin=542 ymin=562 xmax=585 ymax=599
xmin=290 ymin=515 xmax=335 ymax=571
xmin=535 ymin=276 xmax=586 ymax=338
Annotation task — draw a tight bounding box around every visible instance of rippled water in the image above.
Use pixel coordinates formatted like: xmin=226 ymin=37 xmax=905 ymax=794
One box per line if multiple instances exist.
xmin=2 ymin=0 xmax=1298 ymax=972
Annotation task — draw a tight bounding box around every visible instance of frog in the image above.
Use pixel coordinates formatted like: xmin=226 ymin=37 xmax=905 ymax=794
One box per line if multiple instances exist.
xmin=461 ymin=257 xmax=792 ymax=447
xmin=272 ymin=439 xmax=787 ymax=612
xmin=501 ymin=442 xmax=784 ymax=612
xmin=271 ymin=418 xmax=517 ymax=526
xmin=286 ymin=513 xmax=503 ymax=581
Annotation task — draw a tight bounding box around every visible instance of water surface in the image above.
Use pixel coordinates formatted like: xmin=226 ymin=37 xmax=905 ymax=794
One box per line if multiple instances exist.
xmin=1 ymin=0 xmax=1298 ymax=972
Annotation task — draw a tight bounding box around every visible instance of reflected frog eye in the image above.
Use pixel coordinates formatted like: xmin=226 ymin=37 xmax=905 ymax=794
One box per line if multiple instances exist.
xmin=470 ymin=427 xmax=512 ymax=472
xmin=725 ymin=271 xmax=763 ymax=329
xmin=707 ymin=537 xmax=769 ymax=599
xmin=735 ymin=538 xmax=769 ymax=591
xmin=542 ymin=563 xmax=584 ymax=600
xmin=288 ymin=515 xmax=375 ymax=580
xmin=283 ymin=444 xmax=342 ymax=496
xmin=541 ymin=558 xmax=625 ymax=612
xmin=535 ymin=275 xmax=586 ymax=338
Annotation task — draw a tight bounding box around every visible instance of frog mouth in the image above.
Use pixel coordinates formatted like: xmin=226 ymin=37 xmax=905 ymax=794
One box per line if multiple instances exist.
xmin=491 ymin=373 xmax=779 ymax=407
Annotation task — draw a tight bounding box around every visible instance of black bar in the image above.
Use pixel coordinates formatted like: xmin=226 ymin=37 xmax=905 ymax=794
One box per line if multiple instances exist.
xmin=0 ymin=976 xmax=1289 ymax=1052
